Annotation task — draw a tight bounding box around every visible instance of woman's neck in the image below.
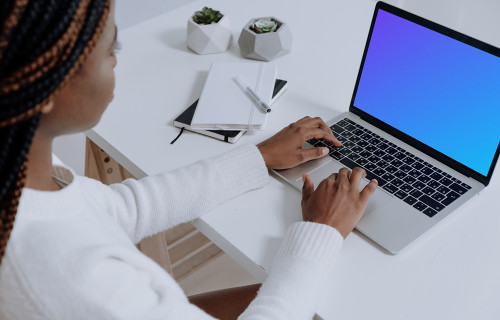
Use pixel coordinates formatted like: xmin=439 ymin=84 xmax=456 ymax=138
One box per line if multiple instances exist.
xmin=24 ymin=130 xmax=61 ymax=191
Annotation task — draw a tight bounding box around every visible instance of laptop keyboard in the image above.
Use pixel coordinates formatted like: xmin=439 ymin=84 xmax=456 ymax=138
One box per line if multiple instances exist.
xmin=307 ymin=118 xmax=471 ymax=218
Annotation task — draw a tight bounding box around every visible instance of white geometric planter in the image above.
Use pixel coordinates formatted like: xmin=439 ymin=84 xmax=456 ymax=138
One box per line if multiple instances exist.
xmin=187 ymin=15 xmax=232 ymax=55
xmin=238 ymin=17 xmax=293 ymax=62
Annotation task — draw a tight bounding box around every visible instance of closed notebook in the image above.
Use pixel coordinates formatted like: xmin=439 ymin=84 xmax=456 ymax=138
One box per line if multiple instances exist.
xmin=191 ymin=62 xmax=277 ymax=130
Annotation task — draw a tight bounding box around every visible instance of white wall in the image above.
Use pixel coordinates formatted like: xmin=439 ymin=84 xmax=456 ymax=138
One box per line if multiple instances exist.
xmin=53 ymin=0 xmax=196 ymax=175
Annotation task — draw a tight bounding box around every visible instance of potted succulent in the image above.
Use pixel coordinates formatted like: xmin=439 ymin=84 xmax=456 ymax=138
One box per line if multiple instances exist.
xmin=187 ymin=7 xmax=233 ymax=55
xmin=238 ymin=17 xmax=293 ymax=61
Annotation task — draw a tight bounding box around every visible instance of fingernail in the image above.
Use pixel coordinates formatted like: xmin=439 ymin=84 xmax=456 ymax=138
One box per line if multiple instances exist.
xmin=322 ymin=148 xmax=329 ymax=155
xmin=372 ymin=179 xmax=378 ymax=184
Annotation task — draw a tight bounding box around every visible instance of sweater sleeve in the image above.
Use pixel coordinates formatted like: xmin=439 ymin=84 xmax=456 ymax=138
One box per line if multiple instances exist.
xmin=86 ymin=144 xmax=269 ymax=243
xmin=239 ymin=222 xmax=344 ymax=320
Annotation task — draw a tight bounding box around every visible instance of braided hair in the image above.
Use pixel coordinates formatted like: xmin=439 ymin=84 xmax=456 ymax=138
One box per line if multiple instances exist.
xmin=0 ymin=0 xmax=111 ymax=263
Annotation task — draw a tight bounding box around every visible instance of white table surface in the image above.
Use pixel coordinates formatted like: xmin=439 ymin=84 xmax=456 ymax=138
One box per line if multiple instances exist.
xmin=86 ymin=0 xmax=500 ymax=319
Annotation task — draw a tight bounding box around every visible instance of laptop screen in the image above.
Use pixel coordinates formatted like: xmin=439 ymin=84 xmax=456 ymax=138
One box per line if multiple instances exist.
xmin=352 ymin=8 xmax=500 ymax=178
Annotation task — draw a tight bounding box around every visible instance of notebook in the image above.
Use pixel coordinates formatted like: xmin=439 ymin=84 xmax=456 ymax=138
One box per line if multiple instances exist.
xmin=173 ymin=79 xmax=288 ymax=143
xmin=190 ymin=62 xmax=277 ymax=130
xmin=273 ymin=1 xmax=500 ymax=254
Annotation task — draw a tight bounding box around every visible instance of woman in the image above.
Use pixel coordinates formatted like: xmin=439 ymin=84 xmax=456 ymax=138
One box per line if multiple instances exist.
xmin=0 ymin=0 xmax=377 ymax=319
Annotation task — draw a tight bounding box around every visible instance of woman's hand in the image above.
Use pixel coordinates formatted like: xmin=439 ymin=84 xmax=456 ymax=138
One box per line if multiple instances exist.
xmin=301 ymin=167 xmax=378 ymax=238
xmin=257 ymin=116 xmax=341 ymax=169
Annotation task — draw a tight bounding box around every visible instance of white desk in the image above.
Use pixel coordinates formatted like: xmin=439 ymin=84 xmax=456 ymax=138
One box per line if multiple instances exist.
xmin=86 ymin=0 xmax=500 ymax=319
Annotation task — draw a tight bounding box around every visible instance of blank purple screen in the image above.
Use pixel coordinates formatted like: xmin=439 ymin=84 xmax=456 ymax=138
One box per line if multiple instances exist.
xmin=354 ymin=9 xmax=500 ymax=176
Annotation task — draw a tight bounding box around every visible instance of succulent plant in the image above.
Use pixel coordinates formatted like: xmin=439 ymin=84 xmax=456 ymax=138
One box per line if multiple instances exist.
xmin=251 ymin=18 xmax=278 ymax=34
xmin=193 ymin=7 xmax=223 ymax=25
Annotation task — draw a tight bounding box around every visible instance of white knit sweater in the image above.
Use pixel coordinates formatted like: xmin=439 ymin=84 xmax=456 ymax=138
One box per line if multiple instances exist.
xmin=0 ymin=144 xmax=343 ymax=320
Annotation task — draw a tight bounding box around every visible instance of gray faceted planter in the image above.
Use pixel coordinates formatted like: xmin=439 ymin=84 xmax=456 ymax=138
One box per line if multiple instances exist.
xmin=187 ymin=15 xmax=232 ymax=55
xmin=238 ymin=17 xmax=292 ymax=62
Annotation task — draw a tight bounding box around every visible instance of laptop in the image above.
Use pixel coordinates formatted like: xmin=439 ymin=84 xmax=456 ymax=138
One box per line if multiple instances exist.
xmin=274 ymin=1 xmax=500 ymax=254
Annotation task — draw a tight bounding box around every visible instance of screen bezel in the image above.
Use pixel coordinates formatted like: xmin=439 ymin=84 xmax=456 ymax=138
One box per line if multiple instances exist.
xmin=349 ymin=1 xmax=500 ymax=186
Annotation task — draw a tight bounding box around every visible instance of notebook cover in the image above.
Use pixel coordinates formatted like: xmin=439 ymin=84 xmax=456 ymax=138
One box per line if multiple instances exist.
xmin=173 ymin=79 xmax=288 ymax=143
xmin=191 ymin=62 xmax=277 ymax=130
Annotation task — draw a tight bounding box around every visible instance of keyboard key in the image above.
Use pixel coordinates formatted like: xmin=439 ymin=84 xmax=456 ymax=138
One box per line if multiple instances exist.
xmin=461 ymin=182 xmax=472 ymax=190
xmin=431 ymin=192 xmax=445 ymax=202
xmin=440 ymin=177 xmax=453 ymax=186
xmin=422 ymin=186 xmax=435 ymax=196
xmin=386 ymin=147 xmax=397 ymax=155
xmin=381 ymin=172 xmax=394 ymax=181
xmin=430 ymin=172 xmax=443 ymax=181
xmin=383 ymin=183 xmax=398 ymax=194
xmin=410 ymin=189 xmax=423 ymax=198
xmin=373 ymin=168 xmax=386 ymax=176
xmin=377 ymin=160 xmax=389 ymax=169
xmin=411 ymin=162 xmax=424 ymax=170
xmin=436 ymin=185 xmax=450 ymax=195
xmin=353 ymin=129 xmax=364 ymax=136
xmin=339 ymin=157 xmax=387 ymax=187
xmin=350 ymin=136 xmax=362 ymax=144
xmin=394 ymin=152 xmax=406 ymax=160
xmin=417 ymin=175 xmax=431 ymax=183
xmin=368 ymin=138 xmax=381 ymax=145
xmin=413 ymin=181 xmax=426 ymax=190
xmin=345 ymin=124 xmax=356 ymax=131
xmin=402 ymin=157 xmax=415 ymax=165
xmin=382 ymin=154 xmax=395 ymax=162
xmin=359 ymin=150 xmax=371 ymax=158
xmin=331 ymin=125 xmax=345 ymax=134
xmin=361 ymin=133 xmax=372 ymax=140
xmin=419 ymin=195 xmax=445 ymax=212
xmin=351 ymin=146 xmax=363 ymax=154
xmin=394 ymin=170 xmax=406 ymax=179
xmin=391 ymin=159 xmax=403 ymax=167
xmin=391 ymin=178 xmax=405 ymax=188
xmin=357 ymin=140 xmax=369 ymax=148
xmin=365 ymin=162 xmax=377 ymax=171
xmin=395 ymin=190 xmax=407 ymax=199
xmin=378 ymin=143 xmax=389 ymax=150
xmin=413 ymin=201 xmax=427 ymax=212
xmin=339 ymin=148 xmax=352 ymax=157
xmin=367 ymin=156 xmax=380 ymax=164
xmin=408 ymin=169 xmax=421 ymax=178
xmin=385 ymin=165 xmax=397 ymax=174
xmin=342 ymin=131 xmax=353 ymax=139
xmin=449 ymin=183 xmax=468 ymax=195
xmin=421 ymin=167 xmax=434 ymax=175
xmin=350 ymin=153 xmax=361 ymax=161
xmin=343 ymin=141 xmax=356 ymax=149
xmin=427 ymin=180 xmax=441 ymax=189
xmin=423 ymin=207 xmax=438 ymax=217
xmin=329 ymin=151 xmax=342 ymax=160
xmin=358 ymin=158 xmax=369 ymax=166
xmin=402 ymin=176 xmax=416 ymax=184
xmin=365 ymin=145 xmax=377 ymax=152
xmin=441 ymin=191 xmax=459 ymax=206
xmin=400 ymin=184 xmax=413 ymax=193
xmin=399 ymin=164 xmax=412 ymax=173
xmin=373 ymin=150 xmax=385 ymax=157
xmin=403 ymin=196 xmax=418 ymax=205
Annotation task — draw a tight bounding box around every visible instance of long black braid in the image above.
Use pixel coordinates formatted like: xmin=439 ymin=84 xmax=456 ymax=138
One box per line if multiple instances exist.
xmin=0 ymin=0 xmax=110 ymax=263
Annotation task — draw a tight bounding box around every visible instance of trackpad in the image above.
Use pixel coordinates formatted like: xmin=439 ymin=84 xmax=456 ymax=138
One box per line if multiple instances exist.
xmin=300 ymin=161 xmax=392 ymax=214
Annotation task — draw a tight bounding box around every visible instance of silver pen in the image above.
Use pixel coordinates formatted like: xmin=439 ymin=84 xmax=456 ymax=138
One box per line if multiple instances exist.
xmin=234 ymin=76 xmax=272 ymax=113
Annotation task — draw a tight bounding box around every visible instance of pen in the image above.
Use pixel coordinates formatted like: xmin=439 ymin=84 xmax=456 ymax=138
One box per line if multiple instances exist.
xmin=234 ymin=76 xmax=272 ymax=113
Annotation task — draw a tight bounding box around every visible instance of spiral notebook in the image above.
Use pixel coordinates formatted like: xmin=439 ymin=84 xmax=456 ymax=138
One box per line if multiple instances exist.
xmin=190 ymin=62 xmax=277 ymax=130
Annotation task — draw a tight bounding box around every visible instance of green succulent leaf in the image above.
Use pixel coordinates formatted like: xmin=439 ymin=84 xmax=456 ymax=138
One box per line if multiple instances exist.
xmin=251 ymin=18 xmax=278 ymax=33
xmin=193 ymin=7 xmax=222 ymax=25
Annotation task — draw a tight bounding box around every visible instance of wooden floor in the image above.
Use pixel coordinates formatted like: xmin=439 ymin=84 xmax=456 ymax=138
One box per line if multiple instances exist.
xmin=85 ymin=138 xmax=222 ymax=279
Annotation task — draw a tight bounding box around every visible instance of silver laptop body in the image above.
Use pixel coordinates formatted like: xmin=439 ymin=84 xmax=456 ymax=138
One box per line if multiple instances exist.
xmin=273 ymin=2 xmax=500 ymax=254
